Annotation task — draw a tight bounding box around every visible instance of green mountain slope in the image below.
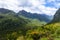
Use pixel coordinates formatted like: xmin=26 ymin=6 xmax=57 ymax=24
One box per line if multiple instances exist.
xmin=0 ymin=8 xmax=47 ymax=40
xmin=44 ymin=8 xmax=60 ymax=38
xmin=0 ymin=8 xmax=30 ymax=39
xmin=0 ymin=8 xmax=55 ymax=40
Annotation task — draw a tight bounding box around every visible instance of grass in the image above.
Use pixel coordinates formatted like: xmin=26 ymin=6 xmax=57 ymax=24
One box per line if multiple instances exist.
xmin=41 ymin=38 xmax=47 ymax=40
xmin=54 ymin=38 xmax=60 ymax=40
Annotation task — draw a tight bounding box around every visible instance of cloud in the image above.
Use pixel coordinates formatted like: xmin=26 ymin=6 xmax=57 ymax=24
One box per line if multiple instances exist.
xmin=38 ymin=5 xmax=57 ymax=15
xmin=0 ymin=0 xmax=60 ymax=15
xmin=0 ymin=0 xmax=19 ymax=12
xmin=29 ymin=0 xmax=46 ymax=7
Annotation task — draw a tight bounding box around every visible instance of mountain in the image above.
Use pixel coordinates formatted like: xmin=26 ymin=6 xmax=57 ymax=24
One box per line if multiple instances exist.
xmin=0 ymin=8 xmax=52 ymax=23
xmin=17 ymin=10 xmax=52 ymax=22
xmin=51 ymin=8 xmax=60 ymax=23
xmin=45 ymin=8 xmax=60 ymax=25
xmin=0 ymin=8 xmax=59 ymax=40
xmin=40 ymin=8 xmax=60 ymax=39
xmin=0 ymin=8 xmax=47 ymax=40
xmin=0 ymin=8 xmax=29 ymax=33
xmin=0 ymin=8 xmax=15 ymax=14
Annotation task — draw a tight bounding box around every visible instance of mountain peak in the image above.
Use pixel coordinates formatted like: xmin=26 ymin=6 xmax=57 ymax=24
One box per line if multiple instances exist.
xmin=19 ymin=10 xmax=27 ymax=13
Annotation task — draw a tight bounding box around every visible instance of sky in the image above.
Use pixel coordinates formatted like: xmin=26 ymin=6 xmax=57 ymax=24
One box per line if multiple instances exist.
xmin=0 ymin=0 xmax=60 ymax=15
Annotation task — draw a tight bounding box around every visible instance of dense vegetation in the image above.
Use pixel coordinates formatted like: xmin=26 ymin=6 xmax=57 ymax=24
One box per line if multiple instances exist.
xmin=0 ymin=8 xmax=60 ymax=40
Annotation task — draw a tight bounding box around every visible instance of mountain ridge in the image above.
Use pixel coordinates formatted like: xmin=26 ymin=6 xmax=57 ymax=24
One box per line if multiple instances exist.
xmin=18 ymin=10 xmax=52 ymax=22
xmin=0 ymin=8 xmax=52 ymax=22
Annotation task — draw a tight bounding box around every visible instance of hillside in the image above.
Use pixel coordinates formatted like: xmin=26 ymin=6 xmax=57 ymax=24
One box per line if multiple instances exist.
xmin=0 ymin=8 xmax=30 ymax=39
xmin=51 ymin=8 xmax=60 ymax=23
xmin=0 ymin=8 xmax=57 ymax=40
xmin=44 ymin=8 xmax=60 ymax=39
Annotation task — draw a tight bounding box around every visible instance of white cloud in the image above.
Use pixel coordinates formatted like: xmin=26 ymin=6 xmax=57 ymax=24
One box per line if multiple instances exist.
xmin=0 ymin=0 xmax=19 ymax=12
xmin=0 ymin=0 xmax=60 ymax=15
xmin=38 ymin=5 xmax=57 ymax=15
xmin=29 ymin=0 xmax=46 ymax=7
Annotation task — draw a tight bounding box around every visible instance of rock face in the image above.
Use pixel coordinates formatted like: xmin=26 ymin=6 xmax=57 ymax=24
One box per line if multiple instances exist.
xmin=51 ymin=8 xmax=60 ymax=23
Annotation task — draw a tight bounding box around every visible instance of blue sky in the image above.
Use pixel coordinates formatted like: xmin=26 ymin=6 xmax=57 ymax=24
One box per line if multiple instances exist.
xmin=0 ymin=0 xmax=60 ymax=15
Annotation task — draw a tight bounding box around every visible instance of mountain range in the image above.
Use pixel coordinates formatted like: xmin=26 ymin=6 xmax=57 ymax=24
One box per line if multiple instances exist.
xmin=0 ymin=8 xmax=52 ymax=23
xmin=17 ymin=10 xmax=53 ymax=22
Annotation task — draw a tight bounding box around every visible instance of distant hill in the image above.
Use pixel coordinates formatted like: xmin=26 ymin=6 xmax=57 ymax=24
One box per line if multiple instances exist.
xmin=17 ymin=10 xmax=52 ymax=22
xmin=0 ymin=8 xmax=15 ymax=14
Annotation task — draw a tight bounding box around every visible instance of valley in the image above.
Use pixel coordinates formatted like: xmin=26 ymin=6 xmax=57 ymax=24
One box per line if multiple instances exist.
xmin=0 ymin=8 xmax=60 ymax=40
